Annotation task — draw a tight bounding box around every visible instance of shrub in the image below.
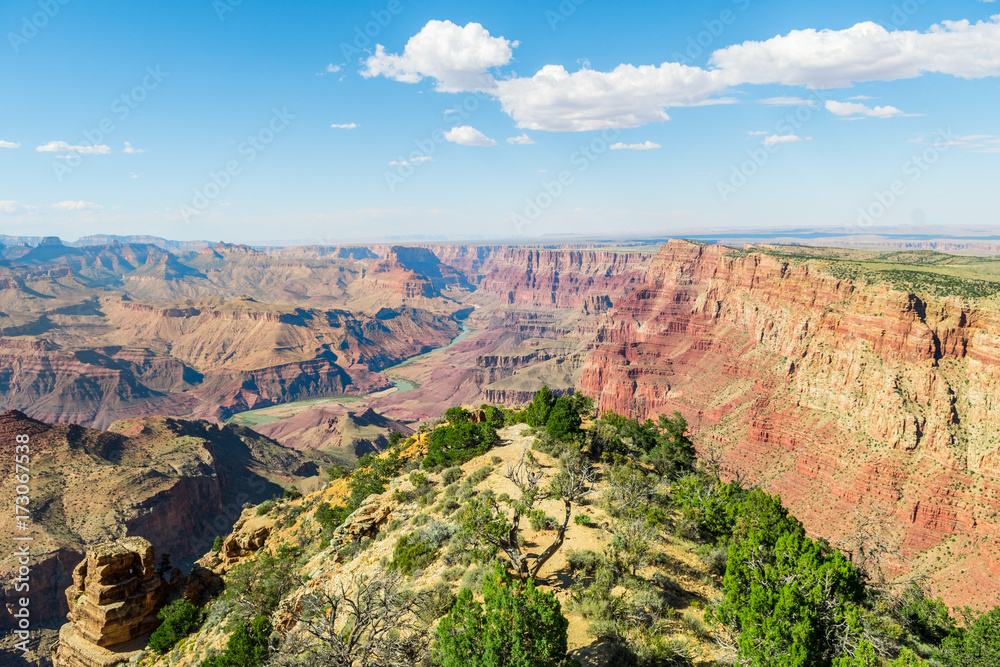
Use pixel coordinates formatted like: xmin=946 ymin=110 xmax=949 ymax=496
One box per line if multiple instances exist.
xmin=391 ymin=533 xmax=439 ymax=575
xmin=574 ymin=514 xmax=594 ymax=528
xmin=423 ymin=421 xmax=499 ymax=471
xmin=437 ymin=562 xmax=569 ymax=667
xmin=255 ymin=500 xmax=276 ymax=516
xmin=212 ymin=535 xmax=224 ymax=552
xmin=147 ymin=599 xmax=204 ymax=654
xmin=545 ymin=396 xmax=583 ymax=441
xmin=468 ymin=465 xmax=493 ymax=486
xmin=442 ymin=466 xmax=464 ymax=485
xmin=282 ymin=487 xmax=302 ymax=500
xmin=529 ymin=509 xmax=559 ymax=532
xmin=326 ymin=464 xmax=348 ymax=479
xmin=419 ymin=581 xmax=458 ymax=623
xmin=202 ymin=614 xmax=272 ymax=667
xmin=566 ymin=549 xmax=602 ymax=577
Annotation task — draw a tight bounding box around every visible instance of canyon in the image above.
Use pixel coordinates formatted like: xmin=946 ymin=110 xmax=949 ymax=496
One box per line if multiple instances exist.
xmin=3 ymin=235 xmax=1000 ymax=623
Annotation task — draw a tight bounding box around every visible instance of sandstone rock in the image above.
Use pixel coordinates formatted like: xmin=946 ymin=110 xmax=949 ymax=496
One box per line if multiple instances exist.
xmin=52 ymin=536 xmax=165 ymax=667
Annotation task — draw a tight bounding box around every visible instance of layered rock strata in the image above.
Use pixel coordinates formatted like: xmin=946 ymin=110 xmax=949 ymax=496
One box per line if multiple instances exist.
xmin=52 ymin=537 xmax=164 ymax=667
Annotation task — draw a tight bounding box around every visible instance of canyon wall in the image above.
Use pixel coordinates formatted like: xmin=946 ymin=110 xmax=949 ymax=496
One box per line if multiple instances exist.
xmin=579 ymin=240 xmax=1000 ymax=607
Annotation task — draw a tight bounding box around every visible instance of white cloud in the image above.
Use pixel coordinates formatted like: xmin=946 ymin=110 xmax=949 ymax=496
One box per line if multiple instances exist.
xmin=330 ymin=123 xmax=358 ymax=129
xmin=848 ymin=95 xmax=875 ymax=100
xmin=36 ymin=141 xmax=111 ymax=154
xmin=129 ymin=172 xmax=139 ymax=179
xmin=388 ymin=160 xmax=409 ymax=166
xmin=362 ymin=20 xmax=516 ymax=92
xmin=825 ymin=100 xmax=903 ymax=118
xmin=0 ymin=140 xmax=20 ymax=149
xmin=493 ymin=63 xmax=729 ymax=131
xmin=444 ymin=125 xmax=497 ymax=146
xmin=712 ymin=16 xmax=1000 ymax=88
xmin=122 ymin=141 xmax=144 ymax=153
xmin=610 ymin=141 xmax=661 ymax=150
xmin=52 ymin=200 xmax=102 ymax=211
xmin=506 ymin=134 xmax=535 ymax=145
xmin=762 ymin=134 xmax=806 ymax=146
xmin=757 ymin=96 xmax=818 ymax=106
xmin=0 ymin=201 xmax=20 ymax=213
xmin=326 ymin=63 xmax=341 ymax=73
xmin=411 ymin=156 xmax=433 ymax=162
xmin=747 ymin=130 xmax=769 ymax=136
xmin=363 ymin=17 xmax=1000 ymax=134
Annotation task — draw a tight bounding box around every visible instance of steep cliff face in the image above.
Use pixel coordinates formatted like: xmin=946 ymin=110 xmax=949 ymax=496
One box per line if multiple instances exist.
xmin=0 ymin=411 xmax=318 ymax=627
xmin=579 ymin=240 xmax=1000 ymax=607
xmin=434 ymin=246 xmax=650 ymax=307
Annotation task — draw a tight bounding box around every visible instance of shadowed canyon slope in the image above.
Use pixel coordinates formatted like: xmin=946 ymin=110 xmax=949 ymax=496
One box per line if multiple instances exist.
xmin=0 ymin=409 xmax=321 ymax=628
xmin=579 ymin=240 xmax=1000 ymax=607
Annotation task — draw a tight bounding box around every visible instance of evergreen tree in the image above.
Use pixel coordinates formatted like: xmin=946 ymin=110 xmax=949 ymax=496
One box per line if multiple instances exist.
xmin=710 ymin=489 xmax=865 ymax=667
xmin=438 ymin=563 xmax=570 ymax=667
xmin=545 ymin=396 xmax=582 ymax=441
xmin=525 ymin=386 xmax=555 ymax=428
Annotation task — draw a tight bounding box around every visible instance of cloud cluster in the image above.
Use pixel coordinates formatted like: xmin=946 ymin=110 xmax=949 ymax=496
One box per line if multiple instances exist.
xmin=0 ymin=140 xmax=20 ymax=149
xmin=825 ymin=100 xmax=903 ymax=118
xmin=362 ymin=20 xmax=516 ymax=92
xmin=494 ymin=63 xmax=728 ymax=132
xmin=610 ymin=141 xmax=661 ymax=150
xmin=331 ymin=123 xmax=358 ymax=129
xmin=36 ymin=140 xmax=111 ymax=154
xmin=362 ymin=16 xmax=1000 ymax=133
xmin=762 ymin=134 xmax=806 ymax=146
xmin=52 ymin=200 xmax=102 ymax=211
xmin=712 ymin=16 xmax=1000 ymax=88
xmin=444 ymin=126 xmax=496 ymax=146
xmin=506 ymin=134 xmax=535 ymax=145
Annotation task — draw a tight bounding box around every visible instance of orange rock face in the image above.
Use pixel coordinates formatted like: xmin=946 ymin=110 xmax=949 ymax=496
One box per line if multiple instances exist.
xmin=579 ymin=240 xmax=1000 ymax=608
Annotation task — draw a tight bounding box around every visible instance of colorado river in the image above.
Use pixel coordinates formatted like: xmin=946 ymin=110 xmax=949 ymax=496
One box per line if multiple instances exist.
xmin=229 ymin=321 xmax=470 ymax=426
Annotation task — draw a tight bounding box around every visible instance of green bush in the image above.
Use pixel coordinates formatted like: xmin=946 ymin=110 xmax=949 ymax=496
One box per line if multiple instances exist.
xmin=566 ymin=549 xmax=602 ymax=577
xmin=147 ymin=599 xmax=204 ymax=655
xmin=573 ymin=514 xmax=594 ymax=528
xmin=423 ymin=421 xmax=499 ymax=471
xmin=255 ymin=500 xmax=276 ymax=516
xmin=212 ymin=535 xmax=223 ymax=552
xmin=390 ymin=533 xmax=440 ymax=575
xmin=468 ymin=465 xmax=493 ymax=486
xmin=282 ymin=487 xmax=302 ymax=500
xmin=529 ymin=509 xmax=559 ymax=531
xmin=442 ymin=466 xmax=464 ymax=485
xmin=202 ymin=614 xmax=272 ymax=667
xmin=438 ymin=562 xmax=570 ymax=667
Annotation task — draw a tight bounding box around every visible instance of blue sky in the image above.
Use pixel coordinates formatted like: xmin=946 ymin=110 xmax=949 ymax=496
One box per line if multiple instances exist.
xmin=1 ymin=0 xmax=999 ymax=243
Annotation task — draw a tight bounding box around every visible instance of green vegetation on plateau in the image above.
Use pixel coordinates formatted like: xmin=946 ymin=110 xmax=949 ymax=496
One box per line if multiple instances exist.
xmin=145 ymin=387 xmax=1000 ymax=667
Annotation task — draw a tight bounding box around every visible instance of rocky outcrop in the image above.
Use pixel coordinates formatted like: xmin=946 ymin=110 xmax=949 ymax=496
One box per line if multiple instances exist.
xmin=0 ymin=411 xmax=315 ymax=627
xmin=434 ymin=246 xmax=649 ymax=307
xmin=52 ymin=537 xmax=164 ymax=667
xmin=579 ymin=240 xmax=1000 ymax=607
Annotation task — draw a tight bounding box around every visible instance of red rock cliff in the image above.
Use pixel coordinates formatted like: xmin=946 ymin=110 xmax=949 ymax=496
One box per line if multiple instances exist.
xmin=580 ymin=240 xmax=1000 ymax=608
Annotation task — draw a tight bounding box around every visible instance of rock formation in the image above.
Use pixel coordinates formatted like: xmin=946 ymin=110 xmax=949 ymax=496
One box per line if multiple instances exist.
xmin=579 ymin=240 xmax=1000 ymax=607
xmin=52 ymin=537 xmax=164 ymax=667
